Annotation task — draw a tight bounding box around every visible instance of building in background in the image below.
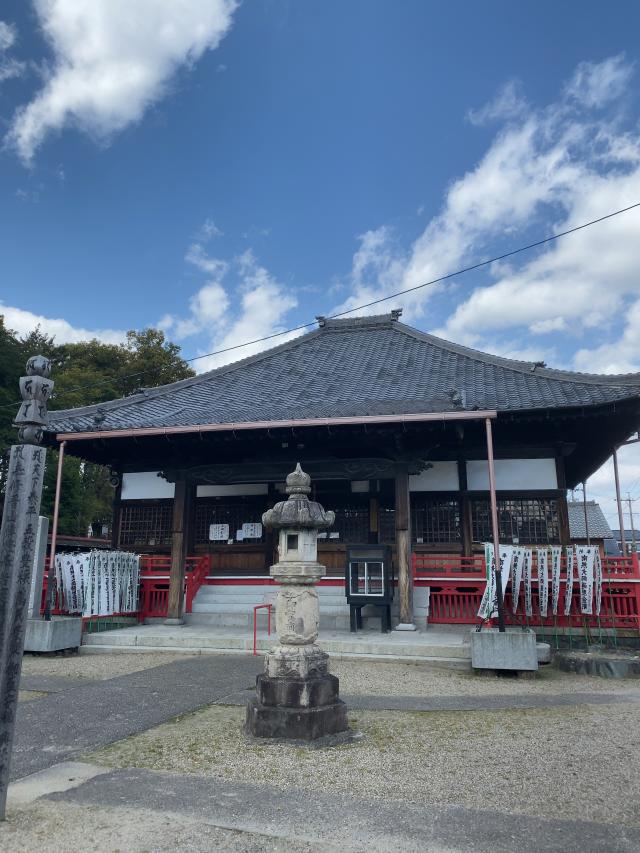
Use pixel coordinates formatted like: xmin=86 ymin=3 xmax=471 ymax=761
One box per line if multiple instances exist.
xmin=43 ymin=311 xmax=640 ymax=627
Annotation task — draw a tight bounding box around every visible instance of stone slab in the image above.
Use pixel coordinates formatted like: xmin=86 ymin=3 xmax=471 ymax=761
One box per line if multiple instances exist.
xmin=23 ymin=617 xmax=83 ymax=653
xmin=46 ymin=766 xmax=640 ymax=853
xmin=246 ymin=697 xmax=349 ymax=740
xmin=471 ymin=629 xmax=538 ymax=671
xmin=556 ymin=651 xmax=640 ymax=679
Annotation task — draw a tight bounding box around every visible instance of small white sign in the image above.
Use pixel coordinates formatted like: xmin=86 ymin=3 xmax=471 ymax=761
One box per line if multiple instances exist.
xmin=235 ymin=530 xmax=244 ymax=541
xmin=242 ymin=522 xmax=263 ymax=539
xmin=329 ymin=532 xmax=340 ymax=539
xmin=209 ymin=523 xmax=229 ymax=541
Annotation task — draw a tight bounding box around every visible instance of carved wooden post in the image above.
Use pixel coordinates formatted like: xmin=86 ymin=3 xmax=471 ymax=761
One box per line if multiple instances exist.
xmin=0 ymin=356 xmax=52 ymax=820
xmin=395 ymin=465 xmax=415 ymax=630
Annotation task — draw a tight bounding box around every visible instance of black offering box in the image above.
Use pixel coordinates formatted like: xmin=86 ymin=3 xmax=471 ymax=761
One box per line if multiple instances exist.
xmin=345 ymin=544 xmax=393 ymax=632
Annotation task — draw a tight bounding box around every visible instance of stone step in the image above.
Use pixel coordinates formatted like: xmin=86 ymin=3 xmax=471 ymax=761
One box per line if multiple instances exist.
xmin=81 ymin=628 xmax=472 ymax=662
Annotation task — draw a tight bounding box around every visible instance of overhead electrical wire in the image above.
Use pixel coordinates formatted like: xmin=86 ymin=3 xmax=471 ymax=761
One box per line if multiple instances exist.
xmin=2 ymin=199 xmax=640 ymax=414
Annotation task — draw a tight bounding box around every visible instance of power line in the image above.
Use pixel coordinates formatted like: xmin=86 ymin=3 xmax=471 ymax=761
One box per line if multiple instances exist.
xmin=2 ymin=199 xmax=640 ymax=414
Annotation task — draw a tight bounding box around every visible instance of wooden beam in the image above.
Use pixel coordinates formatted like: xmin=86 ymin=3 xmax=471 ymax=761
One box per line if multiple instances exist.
xmin=555 ymin=456 xmax=570 ymax=545
xmin=458 ymin=458 xmax=473 ymax=557
xmin=395 ymin=465 xmax=414 ymax=628
xmin=166 ymin=477 xmax=190 ymax=623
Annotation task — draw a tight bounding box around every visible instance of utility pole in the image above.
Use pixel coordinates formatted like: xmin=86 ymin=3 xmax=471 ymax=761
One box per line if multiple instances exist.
xmin=626 ymin=493 xmax=637 ymax=554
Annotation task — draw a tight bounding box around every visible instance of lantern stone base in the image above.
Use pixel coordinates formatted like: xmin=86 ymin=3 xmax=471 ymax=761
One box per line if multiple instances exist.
xmin=246 ymin=676 xmax=348 ymax=741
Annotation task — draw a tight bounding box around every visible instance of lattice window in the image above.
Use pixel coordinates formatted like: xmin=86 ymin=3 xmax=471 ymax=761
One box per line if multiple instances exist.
xmin=194 ymin=500 xmax=266 ymax=544
xmin=471 ymin=498 xmax=559 ymax=545
xmin=411 ymin=497 xmax=461 ymax=544
xmin=379 ymin=507 xmax=396 ymax=544
xmin=119 ymin=501 xmax=172 ymax=548
xmin=330 ymin=504 xmax=370 ymax=543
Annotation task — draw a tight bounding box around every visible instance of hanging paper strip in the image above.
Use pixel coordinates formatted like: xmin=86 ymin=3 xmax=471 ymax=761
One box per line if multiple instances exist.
xmin=55 ymin=550 xmax=140 ymax=618
xmin=537 ymin=548 xmax=549 ymax=617
xmin=594 ymin=550 xmax=603 ymax=616
xmin=523 ymin=548 xmax=533 ymax=617
xmin=576 ymin=546 xmax=596 ymax=615
xmin=478 ymin=543 xmax=495 ymax=619
xmin=478 ymin=544 xmax=513 ymax=619
xmin=564 ymin=546 xmax=575 ymax=616
xmin=511 ymin=547 xmax=524 ymax=613
xmin=551 ymin=547 xmax=562 ymax=615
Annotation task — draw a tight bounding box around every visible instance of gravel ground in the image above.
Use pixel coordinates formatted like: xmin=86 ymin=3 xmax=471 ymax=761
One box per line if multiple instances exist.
xmin=1 ymin=799 xmax=330 ymax=853
xmin=21 ymin=650 xmax=640 ymax=696
xmin=330 ymin=658 xmax=638 ymax=696
xmin=89 ymin=700 xmax=640 ymax=828
xmin=21 ymin=652 xmax=192 ymax=681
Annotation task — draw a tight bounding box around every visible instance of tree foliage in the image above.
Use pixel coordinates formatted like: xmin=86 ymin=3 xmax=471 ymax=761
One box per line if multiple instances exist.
xmin=0 ymin=321 xmax=194 ymax=536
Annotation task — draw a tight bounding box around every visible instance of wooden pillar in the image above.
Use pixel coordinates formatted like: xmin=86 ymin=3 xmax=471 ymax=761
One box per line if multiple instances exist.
xmin=458 ymin=458 xmax=473 ymax=557
xmin=110 ymin=476 xmax=122 ymax=550
xmin=395 ymin=465 xmax=415 ymax=629
xmin=369 ymin=496 xmax=379 ymax=544
xmin=555 ymin=456 xmax=570 ymax=546
xmin=166 ymin=476 xmax=191 ymax=624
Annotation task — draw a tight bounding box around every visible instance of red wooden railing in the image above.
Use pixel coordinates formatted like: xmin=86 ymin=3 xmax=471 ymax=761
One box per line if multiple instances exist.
xmin=413 ymin=552 xmax=640 ymax=629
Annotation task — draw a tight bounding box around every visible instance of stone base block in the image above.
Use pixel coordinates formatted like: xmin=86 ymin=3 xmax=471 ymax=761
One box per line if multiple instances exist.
xmin=256 ymin=673 xmax=340 ymax=708
xmin=470 ymin=629 xmax=538 ymax=672
xmin=246 ymin=697 xmax=349 ymax=741
xmin=265 ymin=644 xmax=329 ymax=679
xmin=24 ymin=617 xmax=83 ymax=653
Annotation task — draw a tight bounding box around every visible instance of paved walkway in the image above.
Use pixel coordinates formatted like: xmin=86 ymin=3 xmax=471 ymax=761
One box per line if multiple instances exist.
xmin=13 ymin=655 xmax=261 ymax=781
xmin=39 ymin=765 xmax=640 ymax=852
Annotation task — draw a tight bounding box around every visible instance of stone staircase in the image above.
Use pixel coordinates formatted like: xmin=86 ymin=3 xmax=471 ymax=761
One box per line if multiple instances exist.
xmin=187 ymin=583 xmax=429 ymax=632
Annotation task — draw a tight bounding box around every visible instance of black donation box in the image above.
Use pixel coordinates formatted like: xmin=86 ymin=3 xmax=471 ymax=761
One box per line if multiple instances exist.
xmin=345 ymin=545 xmax=393 ymax=633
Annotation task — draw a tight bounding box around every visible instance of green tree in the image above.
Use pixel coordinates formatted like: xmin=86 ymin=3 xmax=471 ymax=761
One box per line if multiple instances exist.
xmin=0 ymin=318 xmax=195 ymax=535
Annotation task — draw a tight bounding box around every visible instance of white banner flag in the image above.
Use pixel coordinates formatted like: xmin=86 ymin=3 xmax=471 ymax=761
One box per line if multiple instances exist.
xmin=537 ymin=549 xmax=549 ymax=617
xmin=478 ymin=544 xmax=513 ymax=620
xmin=594 ymin=550 xmax=603 ymax=616
xmin=576 ymin=546 xmax=596 ymax=615
xmin=564 ymin=547 xmax=575 ymax=616
xmin=551 ymin=546 xmax=562 ymax=615
xmin=523 ymin=548 xmax=533 ymax=617
xmin=511 ymin=547 xmax=524 ymax=613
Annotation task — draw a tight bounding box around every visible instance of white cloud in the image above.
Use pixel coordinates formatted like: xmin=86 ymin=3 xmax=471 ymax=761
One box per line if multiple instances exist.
xmin=564 ymin=54 xmax=633 ymax=108
xmin=196 ymin=218 xmax=223 ymax=240
xmin=0 ymin=21 xmax=16 ymax=51
xmin=0 ymin=20 xmax=26 ymax=83
xmin=583 ymin=442 xmax=640 ymax=528
xmin=467 ymin=80 xmax=527 ymax=126
xmin=163 ymin=247 xmax=298 ymax=372
xmin=1 ymin=302 xmax=125 ymax=345
xmin=573 ymin=298 xmax=640 ymax=374
xmin=6 ymin=0 xmax=237 ymax=162
xmin=334 ymin=56 xmax=640 ymax=370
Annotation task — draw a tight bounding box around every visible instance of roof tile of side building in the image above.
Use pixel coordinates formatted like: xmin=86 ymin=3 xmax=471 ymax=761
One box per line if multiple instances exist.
xmin=567 ymin=501 xmax=614 ymax=539
xmin=46 ymin=312 xmax=640 ymax=434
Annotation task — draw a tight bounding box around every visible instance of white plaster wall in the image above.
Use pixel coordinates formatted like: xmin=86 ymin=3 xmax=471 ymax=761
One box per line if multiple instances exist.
xmin=197 ymin=483 xmax=269 ymax=497
xmin=466 ymin=458 xmax=557 ymax=491
xmin=121 ymin=472 xmax=175 ymax=500
xmin=410 ymin=461 xmax=459 ymax=491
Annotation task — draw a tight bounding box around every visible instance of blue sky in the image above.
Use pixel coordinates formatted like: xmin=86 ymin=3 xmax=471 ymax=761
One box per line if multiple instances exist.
xmin=0 ymin=0 xmax=639 ymax=519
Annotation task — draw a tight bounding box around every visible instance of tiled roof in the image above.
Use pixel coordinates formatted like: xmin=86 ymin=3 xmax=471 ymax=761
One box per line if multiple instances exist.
xmin=47 ymin=313 xmax=640 ymax=434
xmin=567 ymin=501 xmax=614 ymax=539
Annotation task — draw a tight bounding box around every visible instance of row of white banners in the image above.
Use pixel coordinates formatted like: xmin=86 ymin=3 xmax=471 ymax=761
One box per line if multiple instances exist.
xmin=54 ymin=551 xmax=140 ymax=617
xmin=478 ymin=545 xmax=603 ymax=620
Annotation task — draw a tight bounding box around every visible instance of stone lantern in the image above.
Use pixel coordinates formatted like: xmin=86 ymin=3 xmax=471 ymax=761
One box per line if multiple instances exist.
xmin=246 ymin=463 xmax=349 ymax=740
